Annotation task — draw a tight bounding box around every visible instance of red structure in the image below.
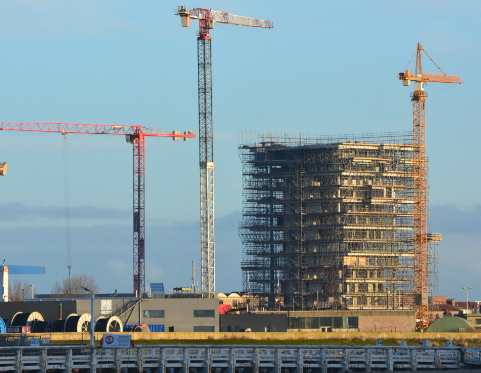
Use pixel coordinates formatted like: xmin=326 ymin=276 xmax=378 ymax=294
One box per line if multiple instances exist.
xmin=0 ymin=122 xmax=195 ymax=296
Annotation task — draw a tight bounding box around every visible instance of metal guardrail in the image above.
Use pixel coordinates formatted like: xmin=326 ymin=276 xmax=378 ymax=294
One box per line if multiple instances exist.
xmin=0 ymin=344 xmax=478 ymax=372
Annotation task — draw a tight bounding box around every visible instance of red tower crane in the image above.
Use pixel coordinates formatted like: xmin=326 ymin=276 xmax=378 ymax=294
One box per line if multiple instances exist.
xmin=176 ymin=6 xmax=273 ymax=298
xmin=0 ymin=122 xmax=195 ymax=296
xmin=399 ymin=44 xmax=462 ymax=330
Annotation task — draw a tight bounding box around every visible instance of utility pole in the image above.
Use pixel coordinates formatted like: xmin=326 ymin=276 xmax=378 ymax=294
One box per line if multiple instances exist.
xmin=462 ymin=286 xmax=472 ymax=314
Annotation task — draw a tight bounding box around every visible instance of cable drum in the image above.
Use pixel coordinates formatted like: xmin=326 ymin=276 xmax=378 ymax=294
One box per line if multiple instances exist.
xmin=45 ymin=320 xmax=54 ymax=332
xmin=140 ymin=323 xmax=150 ymax=332
xmin=11 ymin=312 xmax=44 ymax=326
xmin=51 ymin=319 xmax=65 ymax=332
xmin=26 ymin=312 xmax=44 ymax=326
xmin=32 ymin=321 xmax=47 ymax=333
xmin=63 ymin=313 xmax=91 ymax=332
xmin=94 ymin=317 xmax=108 ymax=332
xmin=63 ymin=314 xmax=78 ymax=332
xmin=77 ymin=314 xmax=91 ymax=333
xmin=9 ymin=312 xmax=24 ymax=326
xmin=106 ymin=316 xmax=123 ymax=332
xmin=95 ymin=316 xmax=123 ymax=332
xmin=12 ymin=313 xmax=29 ymax=326
xmin=0 ymin=318 xmax=5 ymax=334
xmin=131 ymin=324 xmax=142 ymax=332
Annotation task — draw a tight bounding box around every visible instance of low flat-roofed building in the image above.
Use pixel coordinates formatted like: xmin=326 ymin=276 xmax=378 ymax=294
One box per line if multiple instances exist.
xmin=0 ymin=296 xmax=219 ymax=332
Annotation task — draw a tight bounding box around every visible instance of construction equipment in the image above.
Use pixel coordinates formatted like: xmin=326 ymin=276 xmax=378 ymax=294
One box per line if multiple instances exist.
xmin=399 ymin=44 xmax=462 ymax=330
xmin=0 ymin=122 xmax=195 ymax=296
xmin=176 ymin=6 xmax=273 ymax=298
xmin=1 ymin=264 xmax=45 ymax=302
xmin=0 ymin=162 xmax=7 ymax=176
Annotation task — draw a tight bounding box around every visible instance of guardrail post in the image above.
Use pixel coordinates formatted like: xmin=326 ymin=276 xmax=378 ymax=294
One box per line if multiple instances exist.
xmin=183 ymin=347 xmax=189 ymax=373
xmin=297 ymin=348 xmax=303 ymax=373
xmin=275 ymin=348 xmax=280 ymax=373
xmin=40 ymin=348 xmax=47 ymax=373
xmin=114 ymin=348 xmax=121 ymax=373
xmin=63 ymin=348 xmax=72 ymax=373
xmin=253 ymin=348 xmax=258 ymax=373
xmin=410 ymin=348 xmax=417 ymax=371
xmin=205 ymin=347 xmax=211 ymax=373
xmin=229 ymin=347 xmax=234 ymax=373
xmin=14 ymin=349 xmax=21 ymax=372
xmin=90 ymin=347 xmax=97 ymax=373
xmin=137 ymin=347 xmax=144 ymax=372
xmin=387 ymin=348 xmax=393 ymax=372
xmin=159 ymin=347 xmax=166 ymax=373
xmin=342 ymin=348 xmax=347 ymax=372
xmin=365 ymin=347 xmax=371 ymax=372
xmin=320 ymin=348 xmax=326 ymax=373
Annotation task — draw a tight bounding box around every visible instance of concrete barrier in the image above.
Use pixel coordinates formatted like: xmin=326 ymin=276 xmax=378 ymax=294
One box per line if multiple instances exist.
xmin=23 ymin=331 xmax=481 ymax=343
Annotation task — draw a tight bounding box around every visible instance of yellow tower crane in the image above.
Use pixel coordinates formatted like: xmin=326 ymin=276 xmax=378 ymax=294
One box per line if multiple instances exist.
xmin=399 ymin=43 xmax=462 ymax=331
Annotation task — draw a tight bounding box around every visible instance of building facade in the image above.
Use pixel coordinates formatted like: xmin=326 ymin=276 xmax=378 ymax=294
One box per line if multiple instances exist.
xmin=0 ymin=297 xmax=219 ymax=332
xmin=239 ymin=132 xmax=425 ymax=311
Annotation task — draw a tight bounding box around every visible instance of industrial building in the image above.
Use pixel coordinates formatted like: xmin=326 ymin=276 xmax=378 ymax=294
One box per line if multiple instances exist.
xmin=0 ymin=293 xmax=219 ymax=333
xmin=239 ymin=132 xmax=438 ymax=311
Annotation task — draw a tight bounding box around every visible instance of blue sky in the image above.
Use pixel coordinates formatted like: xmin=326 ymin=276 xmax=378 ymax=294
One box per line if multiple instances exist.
xmin=0 ymin=1 xmax=480 ymax=300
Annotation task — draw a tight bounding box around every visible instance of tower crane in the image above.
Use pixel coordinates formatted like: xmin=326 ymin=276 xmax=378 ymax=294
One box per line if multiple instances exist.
xmin=399 ymin=44 xmax=462 ymax=331
xmin=0 ymin=122 xmax=195 ymax=296
xmin=176 ymin=6 xmax=273 ymax=298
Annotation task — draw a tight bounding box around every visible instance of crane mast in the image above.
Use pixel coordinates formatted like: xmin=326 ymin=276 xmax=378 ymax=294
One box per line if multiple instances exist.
xmin=0 ymin=122 xmax=195 ymax=296
xmin=399 ymin=44 xmax=462 ymax=330
xmin=177 ymin=6 xmax=272 ymax=298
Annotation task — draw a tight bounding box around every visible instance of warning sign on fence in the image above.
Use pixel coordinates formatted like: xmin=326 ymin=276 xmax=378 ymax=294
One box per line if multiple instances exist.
xmin=101 ymin=334 xmax=132 ymax=348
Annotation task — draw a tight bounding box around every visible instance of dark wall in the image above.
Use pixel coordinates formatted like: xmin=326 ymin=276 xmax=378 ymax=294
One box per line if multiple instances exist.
xmin=221 ymin=314 xmax=287 ymax=332
xmin=0 ymin=301 xmax=77 ymax=322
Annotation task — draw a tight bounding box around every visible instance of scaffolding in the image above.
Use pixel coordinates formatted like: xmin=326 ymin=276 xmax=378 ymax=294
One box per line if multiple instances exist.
xmin=239 ymin=132 xmax=438 ymax=312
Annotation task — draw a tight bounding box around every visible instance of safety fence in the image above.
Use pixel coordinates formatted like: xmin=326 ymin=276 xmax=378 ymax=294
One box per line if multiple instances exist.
xmin=0 ymin=343 xmax=480 ymax=372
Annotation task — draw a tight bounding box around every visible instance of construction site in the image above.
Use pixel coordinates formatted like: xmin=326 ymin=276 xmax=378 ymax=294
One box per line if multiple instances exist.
xmin=239 ymin=132 xmax=439 ymax=312
xmin=0 ymin=4 xmax=467 ymax=338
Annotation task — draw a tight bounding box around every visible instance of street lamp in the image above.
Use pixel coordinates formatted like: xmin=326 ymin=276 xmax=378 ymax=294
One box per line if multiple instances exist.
xmin=81 ymin=286 xmax=95 ymax=347
xmin=462 ymin=286 xmax=472 ymax=315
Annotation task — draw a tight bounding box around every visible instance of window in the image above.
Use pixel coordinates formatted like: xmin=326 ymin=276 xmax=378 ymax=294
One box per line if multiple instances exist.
xmin=194 ymin=326 xmax=215 ymax=332
xmin=476 ymin=319 xmax=481 ymax=325
xmin=264 ymin=325 xmax=270 ymax=332
xmin=143 ymin=310 xmax=164 ymax=318
xmin=272 ymin=324 xmax=278 ymax=332
xmin=289 ymin=316 xmax=358 ymax=330
xmin=347 ymin=316 xmax=359 ymax=329
xmin=226 ymin=325 xmax=232 ymax=332
xmin=333 ymin=317 xmax=343 ymax=329
xmin=194 ymin=310 xmax=215 ymax=318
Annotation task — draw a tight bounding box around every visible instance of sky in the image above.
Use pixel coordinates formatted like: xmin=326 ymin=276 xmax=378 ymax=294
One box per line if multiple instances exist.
xmin=0 ymin=1 xmax=480 ymax=301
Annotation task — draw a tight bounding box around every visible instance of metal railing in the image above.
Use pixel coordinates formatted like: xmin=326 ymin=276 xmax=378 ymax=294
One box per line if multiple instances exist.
xmin=0 ymin=343 xmax=479 ymax=372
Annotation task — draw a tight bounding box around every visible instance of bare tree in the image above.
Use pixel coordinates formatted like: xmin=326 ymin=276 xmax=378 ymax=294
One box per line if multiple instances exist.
xmin=8 ymin=280 xmax=34 ymax=301
xmin=51 ymin=274 xmax=100 ymax=296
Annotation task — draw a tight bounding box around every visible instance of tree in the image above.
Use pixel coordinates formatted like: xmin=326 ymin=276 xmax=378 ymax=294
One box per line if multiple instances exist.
xmin=51 ymin=274 xmax=100 ymax=296
xmin=8 ymin=280 xmax=35 ymax=301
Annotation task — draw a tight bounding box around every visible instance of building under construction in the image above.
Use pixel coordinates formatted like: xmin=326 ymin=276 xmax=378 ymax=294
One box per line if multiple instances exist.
xmin=239 ymin=132 xmax=438 ymax=311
